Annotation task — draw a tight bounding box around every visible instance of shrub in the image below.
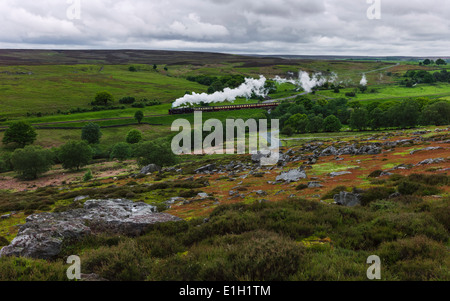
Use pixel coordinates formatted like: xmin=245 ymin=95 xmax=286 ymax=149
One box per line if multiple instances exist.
xmin=83 ymin=169 xmax=93 ymax=182
xmin=0 ymin=257 xmax=68 ymax=281
xmin=133 ymin=139 xmax=178 ymax=167
xmin=360 ymin=186 xmax=395 ymax=206
xmin=126 ymin=129 xmax=142 ymax=144
xmin=92 ymin=91 xmax=114 ymax=106
xmin=134 ymin=110 xmax=144 ymax=124
xmin=119 ymin=96 xmax=136 ymax=104
xmin=81 ymin=123 xmax=102 ymax=144
xmin=0 ymin=236 xmax=9 ymax=247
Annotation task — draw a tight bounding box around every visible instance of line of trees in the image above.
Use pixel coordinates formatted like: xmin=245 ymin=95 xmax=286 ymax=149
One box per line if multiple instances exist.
xmin=269 ymin=95 xmax=450 ymax=136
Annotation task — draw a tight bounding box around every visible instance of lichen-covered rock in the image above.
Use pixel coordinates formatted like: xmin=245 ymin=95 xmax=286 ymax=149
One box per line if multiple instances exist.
xmin=334 ymin=192 xmax=361 ymax=207
xmin=276 ymin=168 xmax=307 ymax=183
xmin=0 ymin=199 xmax=181 ymax=260
xmin=140 ymin=164 xmax=162 ymax=174
xmin=329 ymin=171 xmax=352 ymax=177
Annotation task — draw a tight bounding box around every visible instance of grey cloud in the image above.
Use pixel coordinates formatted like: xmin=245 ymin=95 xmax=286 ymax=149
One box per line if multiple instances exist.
xmin=0 ymin=0 xmax=449 ymax=56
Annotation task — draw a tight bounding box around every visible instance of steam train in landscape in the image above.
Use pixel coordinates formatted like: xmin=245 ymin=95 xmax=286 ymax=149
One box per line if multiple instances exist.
xmin=168 ymin=102 xmax=280 ymax=115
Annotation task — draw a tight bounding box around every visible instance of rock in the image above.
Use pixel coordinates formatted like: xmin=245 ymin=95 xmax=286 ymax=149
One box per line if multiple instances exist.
xmin=165 ymin=197 xmax=184 ymax=205
xmin=0 ymin=199 xmax=181 ymax=259
xmin=389 ymin=192 xmax=401 ymax=199
xmin=320 ymin=146 xmax=338 ymax=156
xmin=254 ymin=190 xmax=268 ymax=196
xmin=140 ymin=164 xmax=162 ymax=174
xmin=195 ymin=164 xmax=216 ymax=174
xmin=329 ymin=171 xmax=352 ymax=177
xmin=251 ymin=151 xmax=269 ymax=163
xmin=334 ymin=192 xmax=361 ymax=207
xmin=80 ymin=273 xmax=109 ymax=281
xmin=229 ymin=190 xmax=238 ymax=197
xmin=308 ymin=181 xmax=323 ymax=188
xmin=380 ymin=171 xmax=393 ymax=177
xmin=410 ymin=147 xmax=443 ymax=155
xmin=338 ymin=144 xmax=358 ymax=155
xmin=197 ymin=192 xmax=209 ymax=199
xmin=74 ymin=195 xmax=89 ymax=202
xmin=417 ymin=158 xmax=445 ymax=165
xmin=276 ymin=168 xmax=307 ymax=183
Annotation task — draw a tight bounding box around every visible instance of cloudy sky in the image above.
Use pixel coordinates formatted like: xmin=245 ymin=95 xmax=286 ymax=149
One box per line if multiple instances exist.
xmin=1 ymin=0 xmax=449 ymax=56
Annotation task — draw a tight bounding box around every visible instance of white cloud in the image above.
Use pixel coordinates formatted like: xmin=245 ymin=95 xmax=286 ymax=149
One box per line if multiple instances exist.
xmin=0 ymin=0 xmax=449 ymax=55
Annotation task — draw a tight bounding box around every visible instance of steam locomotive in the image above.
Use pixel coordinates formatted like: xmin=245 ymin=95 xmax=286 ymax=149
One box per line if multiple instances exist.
xmin=168 ymin=102 xmax=279 ymax=115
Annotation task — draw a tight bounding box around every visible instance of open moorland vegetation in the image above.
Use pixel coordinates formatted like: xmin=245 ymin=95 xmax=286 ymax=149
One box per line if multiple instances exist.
xmin=0 ymin=50 xmax=448 ymax=281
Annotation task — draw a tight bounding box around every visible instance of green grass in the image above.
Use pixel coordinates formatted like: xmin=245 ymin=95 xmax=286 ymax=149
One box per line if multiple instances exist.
xmin=317 ymin=83 xmax=450 ymax=103
xmin=0 ymin=64 xmax=207 ymax=118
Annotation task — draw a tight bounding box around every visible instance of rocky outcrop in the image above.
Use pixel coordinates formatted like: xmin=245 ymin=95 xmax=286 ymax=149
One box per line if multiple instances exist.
xmin=0 ymin=199 xmax=181 ymax=260
xmin=195 ymin=164 xmax=216 ymax=174
xmin=417 ymin=158 xmax=445 ymax=165
xmin=334 ymin=192 xmax=361 ymax=207
xmin=329 ymin=171 xmax=352 ymax=177
xmin=140 ymin=164 xmax=162 ymax=174
xmin=276 ymin=168 xmax=307 ymax=183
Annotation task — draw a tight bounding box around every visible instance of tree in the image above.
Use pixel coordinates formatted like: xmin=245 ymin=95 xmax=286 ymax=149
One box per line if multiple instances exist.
xmin=323 ymin=115 xmax=342 ymax=132
xmin=133 ymin=139 xmax=177 ymax=167
xmin=349 ymin=108 xmax=368 ymax=131
xmin=93 ymin=91 xmax=114 ymax=106
xmin=134 ymin=110 xmax=144 ymax=124
xmin=58 ymin=140 xmax=93 ymax=170
xmin=421 ymin=101 xmax=450 ymax=126
xmin=128 ymin=66 xmax=137 ymax=72
xmin=306 ymin=115 xmax=324 ymax=133
xmin=423 ymin=59 xmax=431 ymax=65
xmin=126 ymin=129 xmax=143 ymax=144
xmin=369 ymin=108 xmax=385 ymax=130
xmin=11 ymin=145 xmax=53 ymax=180
xmin=2 ymin=121 xmax=37 ymax=148
xmin=110 ymin=142 xmax=132 ymax=161
xmin=153 ymin=64 xmax=157 ymax=70
xmin=281 ymin=125 xmax=294 ymax=137
xmin=81 ymin=123 xmax=102 ymax=144
xmin=285 ymin=113 xmax=308 ymax=133
xmin=436 ymin=58 xmax=447 ymax=66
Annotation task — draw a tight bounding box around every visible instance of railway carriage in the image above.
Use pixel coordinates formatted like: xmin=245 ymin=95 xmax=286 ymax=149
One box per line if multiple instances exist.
xmin=168 ymin=102 xmax=279 ymax=115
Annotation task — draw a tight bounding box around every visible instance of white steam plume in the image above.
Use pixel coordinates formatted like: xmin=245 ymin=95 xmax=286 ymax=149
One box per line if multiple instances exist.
xmin=273 ymin=71 xmax=338 ymax=93
xmin=360 ymin=74 xmax=367 ymax=86
xmin=172 ymin=76 xmax=267 ymax=108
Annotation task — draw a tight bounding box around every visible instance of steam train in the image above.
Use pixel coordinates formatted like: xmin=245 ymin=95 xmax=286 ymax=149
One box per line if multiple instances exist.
xmin=168 ymin=102 xmax=279 ymax=115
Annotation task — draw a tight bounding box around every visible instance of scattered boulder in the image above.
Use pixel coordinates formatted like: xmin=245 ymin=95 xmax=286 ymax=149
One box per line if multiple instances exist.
xmin=308 ymin=181 xmax=323 ymax=188
xmin=329 ymin=171 xmax=352 ymax=177
xmin=74 ymin=195 xmax=89 ymax=202
xmin=276 ymin=168 xmax=307 ymax=183
xmin=320 ymin=146 xmax=338 ymax=157
xmin=334 ymin=191 xmax=361 ymax=207
xmin=254 ymin=190 xmax=268 ymax=196
xmin=140 ymin=164 xmax=162 ymax=174
xmin=195 ymin=164 xmax=216 ymax=174
xmin=197 ymin=192 xmax=209 ymax=199
xmin=0 ymin=199 xmax=181 ymax=259
xmin=410 ymin=147 xmax=443 ymax=155
xmin=417 ymin=158 xmax=445 ymax=165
